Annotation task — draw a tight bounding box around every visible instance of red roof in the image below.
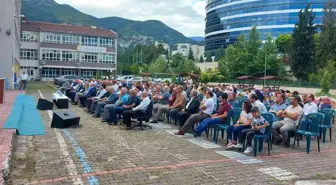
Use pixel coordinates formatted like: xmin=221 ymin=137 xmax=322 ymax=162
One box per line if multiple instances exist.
xmin=21 ymin=21 xmax=117 ymax=38
xmin=258 ymin=76 xmax=283 ymax=80
xmin=236 ymin=76 xmax=255 ymax=80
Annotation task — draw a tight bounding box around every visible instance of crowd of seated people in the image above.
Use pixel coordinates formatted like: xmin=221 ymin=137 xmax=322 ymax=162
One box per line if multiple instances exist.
xmin=61 ymin=78 xmax=335 ymax=153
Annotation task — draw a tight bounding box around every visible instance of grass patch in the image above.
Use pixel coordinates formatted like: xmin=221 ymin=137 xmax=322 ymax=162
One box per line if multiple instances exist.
xmin=26 ymin=81 xmax=54 ymax=95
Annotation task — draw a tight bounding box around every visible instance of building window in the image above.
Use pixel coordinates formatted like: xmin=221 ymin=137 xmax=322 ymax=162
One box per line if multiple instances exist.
xmin=99 ymin=54 xmax=115 ymax=64
xmin=100 ymin=38 xmax=114 ymax=47
xmin=62 ymin=34 xmax=80 ymax=45
xmin=20 ymin=49 xmax=38 ymax=60
xmin=61 ymin=68 xmax=78 ymax=76
xmin=62 ymin=51 xmax=79 ymax=62
xmin=20 ymin=31 xmax=38 ymax=42
xmin=81 ymin=69 xmax=97 ymax=79
xmin=81 ymin=52 xmax=98 ymax=63
xmin=43 ymin=33 xmax=61 ymax=44
xmin=41 ymin=49 xmax=61 ymax=61
xmin=42 ymin=68 xmax=60 ymax=78
xmin=81 ymin=36 xmax=98 ymax=46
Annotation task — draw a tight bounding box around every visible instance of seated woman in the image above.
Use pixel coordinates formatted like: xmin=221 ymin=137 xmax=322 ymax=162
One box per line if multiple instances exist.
xmin=226 ymin=101 xmax=253 ymax=149
xmin=193 ymin=93 xmax=231 ymax=137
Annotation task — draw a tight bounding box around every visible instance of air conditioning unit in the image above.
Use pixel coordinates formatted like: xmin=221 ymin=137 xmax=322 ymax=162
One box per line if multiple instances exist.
xmin=75 ymin=63 xmax=80 ymax=67
xmin=40 ymin=61 xmax=46 ymax=65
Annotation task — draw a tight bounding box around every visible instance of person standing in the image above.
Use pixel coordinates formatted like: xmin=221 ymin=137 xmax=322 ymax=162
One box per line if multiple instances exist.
xmin=20 ymin=71 xmax=28 ymax=90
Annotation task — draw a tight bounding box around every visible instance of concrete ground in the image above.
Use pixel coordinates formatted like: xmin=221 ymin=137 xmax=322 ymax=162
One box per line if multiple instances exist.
xmin=6 ymin=82 xmax=336 ymax=185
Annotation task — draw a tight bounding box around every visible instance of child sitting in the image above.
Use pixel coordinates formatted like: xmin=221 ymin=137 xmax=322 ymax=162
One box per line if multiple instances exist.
xmin=240 ymin=106 xmax=269 ymax=154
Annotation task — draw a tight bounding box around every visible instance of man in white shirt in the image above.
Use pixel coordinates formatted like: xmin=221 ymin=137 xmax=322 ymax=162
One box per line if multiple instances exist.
xmin=302 ymin=94 xmax=318 ymax=117
xmin=272 ymin=95 xmax=304 ymax=147
xmin=249 ymin=93 xmax=267 ymax=113
xmin=122 ymin=92 xmax=151 ymax=130
xmin=175 ymin=90 xmax=215 ymax=135
xmin=19 ymin=71 xmax=29 ymax=90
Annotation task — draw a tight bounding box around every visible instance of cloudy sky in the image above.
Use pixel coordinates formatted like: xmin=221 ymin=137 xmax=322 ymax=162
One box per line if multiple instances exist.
xmin=55 ymin=0 xmax=207 ymax=37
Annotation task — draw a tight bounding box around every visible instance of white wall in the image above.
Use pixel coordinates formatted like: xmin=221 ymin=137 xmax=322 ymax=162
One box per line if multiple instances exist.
xmin=196 ymin=62 xmax=218 ymax=71
xmin=0 ymin=0 xmax=21 ymax=88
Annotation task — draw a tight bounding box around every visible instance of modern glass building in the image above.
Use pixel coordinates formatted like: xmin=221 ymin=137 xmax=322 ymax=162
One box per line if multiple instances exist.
xmin=205 ymin=0 xmax=331 ymax=54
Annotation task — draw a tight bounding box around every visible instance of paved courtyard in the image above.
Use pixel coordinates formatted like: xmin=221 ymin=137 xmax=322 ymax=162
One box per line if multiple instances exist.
xmin=6 ymin=83 xmax=336 ymax=185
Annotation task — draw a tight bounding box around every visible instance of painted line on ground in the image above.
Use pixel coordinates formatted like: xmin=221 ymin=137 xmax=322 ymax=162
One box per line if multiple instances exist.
xmin=38 ymin=89 xmax=83 ymax=185
xmin=216 ymin=151 xmax=263 ymax=164
xmin=38 ymin=90 xmax=99 ymax=185
xmin=258 ymin=167 xmax=298 ymax=181
xmin=187 ymin=138 xmax=222 ymax=149
xmin=29 ymin=146 xmax=336 ymax=184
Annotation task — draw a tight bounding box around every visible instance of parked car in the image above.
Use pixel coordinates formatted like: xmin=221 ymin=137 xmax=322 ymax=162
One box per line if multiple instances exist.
xmin=54 ymin=75 xmax=83 ymax=86
xmin=117 ymin=75 xmax=134 ymax=81
xmin=129 ymin=77 xmax=143 ymax=82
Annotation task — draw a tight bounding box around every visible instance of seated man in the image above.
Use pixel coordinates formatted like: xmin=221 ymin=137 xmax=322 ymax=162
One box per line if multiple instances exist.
xmin=249 ymin=93 xmax=267 ymax=113
xmin=269 ymin=93 xmax=288 ymax=122
xmin=79 ymin=82 xmax=97 ymax=107
xmin=107 ymin=89 xmax=140 ymax=125
xmin=93 ymin=87 xmax=118 ymax=118
xmin=73 ymin=82 xmax=89 ymax=105
xmin=89 ymin=86 xmax=113 ymax=114
xmin=122 ymin=92 xmax=151 ymax=130
xmin=194 ymin=92 xmax=231 ymax=137
xmin=86 ymin=84 xmax=108 ymax=112
xmin=272 ymin=95 xmax=303 ymax=147
xmin=102 ymin=87 xmax=129 ymax=123
xmin=174 ymin=90 xmax=215 ymax=135
xmin=300 ymin=93 xmax=318 ymax=129
xmin=70 ymin=81 xmax=85 ymax=103
xmin=150 ymin=87 xmax=176 ymax=123
xmin=169 ymin=86 xmax=187 ymax=123
xmin=175 ymin=89 xmax=200 ymax=127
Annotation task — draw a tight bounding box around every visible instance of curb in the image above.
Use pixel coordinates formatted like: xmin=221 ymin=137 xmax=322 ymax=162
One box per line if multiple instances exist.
xmin=0 ymin=129 xmax=16 ymax=185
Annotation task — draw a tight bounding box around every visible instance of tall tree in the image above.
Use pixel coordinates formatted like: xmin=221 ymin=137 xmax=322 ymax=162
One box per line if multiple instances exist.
xmin=291 ymin=4 xmax=317 ymax=81
xmin=148 ymin=55 xmax=167 ymax=74
xmin=215 ymin=47 xmax=226 ymax=61
xmin=205 ymin=52 xmax=212 ymax=62
xmin=275 ymin=34 xmax=292 ymax=56
xmin=247 ymin=26 xmax=262 ymax=55
xmin=188 ymin=47 xmax=195 ymax=61
xmin=199 ymin=55 xmax=204 ymax=63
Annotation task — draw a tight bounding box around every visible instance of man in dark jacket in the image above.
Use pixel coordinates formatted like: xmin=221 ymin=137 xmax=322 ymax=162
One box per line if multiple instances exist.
xmin=70 ymin=81 xmax=85 ymax=103
xmin=93 ymin=88 xmax=118 ymax=117
xmin=79 ymin=83 xmax=97 ymax=107
xmin=175 ymin=89 xmax=200 ymax=127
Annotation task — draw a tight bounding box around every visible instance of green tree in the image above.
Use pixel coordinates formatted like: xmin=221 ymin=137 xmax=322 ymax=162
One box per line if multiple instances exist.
xmin=148 ymin=55 xmax=167 ymax=74
xmin=309 ymin=60 xmax=336 ymax=94
xmin=200 ymin=69 xmax=225 ymax=83
xmin=157 ymin=43 xmax=166 ymax=55
xmin=215 ymin=47 xmax=226 ymax=61
xmin=199 ymin=55 xmax=204 ymax=63
xmin=291 ymin=4 xmax=317 ymax=81
xmin=275 ymin=34 xmax=292 ymax=56
xmin=205 ymin=52 xmax=212 ymax=62
xmin=247 ymin=26 xmax=262 ymax=55
xmin=188 ymin=47 xmax=195 ymax=61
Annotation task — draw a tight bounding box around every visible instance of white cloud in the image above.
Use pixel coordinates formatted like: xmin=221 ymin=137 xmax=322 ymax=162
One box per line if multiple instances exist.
xmin=54 ymin=0 xmax=206 ymax=36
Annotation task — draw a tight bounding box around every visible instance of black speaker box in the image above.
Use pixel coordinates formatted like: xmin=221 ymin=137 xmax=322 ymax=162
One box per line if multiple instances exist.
xmin=53 ymin=98 xmax=69 ymax=109
xmin=51 ymin=110 xmax=80 ymax=128
xmin=37 ymin=98 xmax=54 ymax=110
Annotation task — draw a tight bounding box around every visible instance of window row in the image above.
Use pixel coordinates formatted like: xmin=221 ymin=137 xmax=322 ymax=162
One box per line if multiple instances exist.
xmin=40 ymin=49 xmax=116 ymax=63
xmin=20 ymin=49 xmax=38 ymax=60
xmin=41 ymin=33 xmax=115 ymax=47
xmin=20 ymin=31 xmax=39 ymax=42
xmin=41 ymin=68 xmax=110 ymax=79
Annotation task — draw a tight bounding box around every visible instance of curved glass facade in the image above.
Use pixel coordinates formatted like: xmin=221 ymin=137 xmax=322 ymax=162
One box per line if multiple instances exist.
xmin=205 ymin=0 xmax=329 ymax=54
